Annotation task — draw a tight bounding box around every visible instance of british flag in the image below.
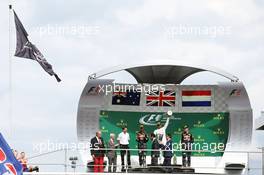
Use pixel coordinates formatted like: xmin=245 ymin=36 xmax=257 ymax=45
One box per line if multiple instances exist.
xmin=146 ymin=90 xmax=176 ymax=106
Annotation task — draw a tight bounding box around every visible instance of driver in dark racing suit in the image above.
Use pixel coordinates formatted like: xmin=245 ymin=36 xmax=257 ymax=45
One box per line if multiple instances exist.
xmin=181 ymin=125 xmax=194 ymax=167
xmin=136 ymin=125 xmax=148 ymax=167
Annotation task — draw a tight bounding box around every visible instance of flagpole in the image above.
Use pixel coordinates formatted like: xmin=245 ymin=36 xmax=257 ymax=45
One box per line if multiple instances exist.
xmin=8 ymin=4 xmax=13 ymax=142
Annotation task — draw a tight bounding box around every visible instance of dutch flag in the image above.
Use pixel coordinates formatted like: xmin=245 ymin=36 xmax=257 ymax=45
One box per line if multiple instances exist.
xmin=182 ymin=90 xmax=212 ymax=107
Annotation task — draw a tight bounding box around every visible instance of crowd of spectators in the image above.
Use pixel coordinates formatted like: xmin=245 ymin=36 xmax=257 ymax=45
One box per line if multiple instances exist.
xmin=12 ymin=150 xmax=39 ymax=172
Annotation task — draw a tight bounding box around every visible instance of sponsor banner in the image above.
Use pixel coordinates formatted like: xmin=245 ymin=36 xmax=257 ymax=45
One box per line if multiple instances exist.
xmin=99 ymin=110 xmax=229 ymax=156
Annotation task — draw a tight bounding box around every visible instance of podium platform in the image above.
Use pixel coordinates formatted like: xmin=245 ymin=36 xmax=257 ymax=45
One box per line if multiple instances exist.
xmin=128 ymin=164 xmax=195 ymax=174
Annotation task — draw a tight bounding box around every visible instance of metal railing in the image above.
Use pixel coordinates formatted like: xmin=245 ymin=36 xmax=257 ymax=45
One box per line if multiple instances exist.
xmin=22 ymin=147 xmax=264 ymax=175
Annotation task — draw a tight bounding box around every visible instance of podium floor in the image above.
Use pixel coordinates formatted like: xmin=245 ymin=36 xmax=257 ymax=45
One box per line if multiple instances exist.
xmin=128 ymin=164 xmax=195 ymax=174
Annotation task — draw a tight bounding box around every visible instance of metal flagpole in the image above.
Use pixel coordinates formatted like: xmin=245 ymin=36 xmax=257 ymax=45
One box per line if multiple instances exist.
xmin=262 ymin=147 xmax=264 ymax=175
xmin=8 ymin=4 xmax=13 ymax=142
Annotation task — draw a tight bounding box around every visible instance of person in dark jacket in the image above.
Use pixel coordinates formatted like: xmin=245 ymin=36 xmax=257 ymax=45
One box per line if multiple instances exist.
xmin=181 ymin=125 xmax=194 ymax=167
xmin=136 ymin=125 xmax=148 ymax=167
xmin=90 ymin=131 xmax=105 ymax=172
xmin=161 ymin=134 xmax=173 ymax=167
xmin=150 ymin=133 xmax=160 ymax=166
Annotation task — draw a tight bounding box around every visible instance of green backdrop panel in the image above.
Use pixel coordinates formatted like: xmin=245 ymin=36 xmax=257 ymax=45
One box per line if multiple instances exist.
xmin=99 ymin=110 xmax=229 ymax=156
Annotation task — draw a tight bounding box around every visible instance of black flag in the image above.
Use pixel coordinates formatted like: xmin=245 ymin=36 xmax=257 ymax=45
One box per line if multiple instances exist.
xmin=13 ymin=10 xmax=61 ymax=82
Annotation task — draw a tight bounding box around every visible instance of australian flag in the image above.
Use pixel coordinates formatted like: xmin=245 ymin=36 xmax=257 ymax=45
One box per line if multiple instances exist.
xmin=0 ymin=133 xmax=23 ymax=175
xmin=112 ymin=90 xmax=140 ymax=106
xmin=13 ymin=10 xmax=61 ymax=82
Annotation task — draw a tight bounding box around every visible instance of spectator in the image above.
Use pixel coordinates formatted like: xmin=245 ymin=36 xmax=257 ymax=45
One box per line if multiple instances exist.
xmin=19 ymin=152 xmax=39 ymax=172
xmin=12 ymin=149 xmax=19 ymax=159
xmin=90 ymin=131 xmax=105 ymax=173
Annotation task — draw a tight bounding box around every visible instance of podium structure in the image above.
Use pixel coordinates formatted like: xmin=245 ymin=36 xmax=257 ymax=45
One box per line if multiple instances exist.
xmin=77 ymin=61 xmax=252 ymax=172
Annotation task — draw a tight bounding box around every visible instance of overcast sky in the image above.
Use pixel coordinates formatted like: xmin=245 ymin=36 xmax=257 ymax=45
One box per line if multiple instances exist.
xmin=0 ymin=0 xmax=264 ymax=166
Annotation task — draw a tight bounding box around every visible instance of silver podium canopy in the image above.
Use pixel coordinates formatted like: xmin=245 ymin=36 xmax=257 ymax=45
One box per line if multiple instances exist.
xmin=89 ymin=60 xmax=239 ymax=84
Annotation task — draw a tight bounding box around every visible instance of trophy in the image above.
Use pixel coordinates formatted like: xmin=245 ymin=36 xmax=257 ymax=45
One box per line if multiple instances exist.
xmin=167 ymin=110 xmax=173 ymax=117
